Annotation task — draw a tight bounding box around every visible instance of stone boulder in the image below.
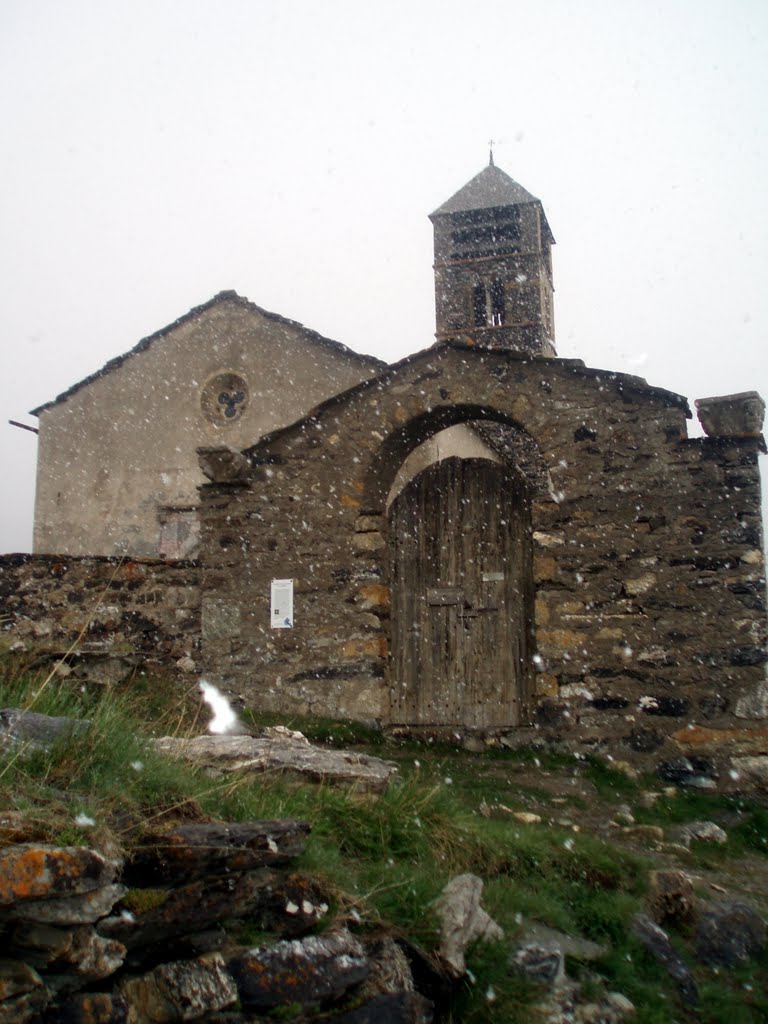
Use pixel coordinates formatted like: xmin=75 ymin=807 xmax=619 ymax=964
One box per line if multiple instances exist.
xmin=154 ymin=733 xmax=398 ymax=793
xmin=630 ymin=913 xmax=698 ymax=1007
xmin=358 ymin=936 xmax=415 ymax=999
xmin=0 ymin=709 xmax=90 ymax=753
xmin=328 ymin=991 xmax=434 ymax=1023
xmin=9 ymin=922 xmax=125 ymax=987
xmin=671 ymin=725 xmax=768 ymax=757
xmin=731 ymin=755 xmax=768 ymax=788
xmin=0 ymin=845 xmax=119 ymax=907
xmin=0 ymin=959 xmax=49 ymax=1024
xmin=99 ymin=869 xmax=275 ymax=952
xmin=515 ymin=921 xmax=607 ymax=962
xmin=2 ymin=885 xmax=127 ymax=926
xmin=672 ymin=821 xmax=727 ymax=848
xmin=512 ymin=945 xmax=565 ymax=987
xmin=656 ymin=756 xmax=717 ymax=789
xmin=238 ymin=871 xmax=334 ymax=938
xmin=432 ymin=874 xmax=503 ymax=977
xmin=648 ymin=870 xmax=697 ymax=927
xmin=118 ymin=953 xmax=237 ymax=1021
xmin=734 ymin=678 xmax=768 ymax=720
xmin=49 ymin=992 xmax=128 ymax=1023
xmin=693 ymin=900 xmax=766 ymax=967
xmin=124 ymin=820 xmax=310 ymax=886
xmin=522 ymin=970 xmax=636 ymax=1024
xmin=228 ymin=929 xmax=369 ymax=1011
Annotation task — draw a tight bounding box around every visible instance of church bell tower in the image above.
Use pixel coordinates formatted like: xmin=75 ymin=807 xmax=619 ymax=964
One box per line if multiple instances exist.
xmin=430 ymin=158 xmax=556 ymax=356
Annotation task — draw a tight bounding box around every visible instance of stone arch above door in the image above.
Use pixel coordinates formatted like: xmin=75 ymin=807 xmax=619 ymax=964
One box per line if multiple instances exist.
xmin=385 ymin=423 xmax=502 ymax=508
xmin=362 ymin=400 xmax=549 ymax=515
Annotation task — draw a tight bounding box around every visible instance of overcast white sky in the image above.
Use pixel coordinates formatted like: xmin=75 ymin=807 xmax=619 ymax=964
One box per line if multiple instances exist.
xmin=1 ymin=0 xmax=766 ymax=553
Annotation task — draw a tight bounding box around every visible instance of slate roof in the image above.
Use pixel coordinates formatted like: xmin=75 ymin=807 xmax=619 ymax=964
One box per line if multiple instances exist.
xmin=430 ymin=162 xmax=555 ymax=243
xmin=30 ymin=291 xmax=386 ymax=416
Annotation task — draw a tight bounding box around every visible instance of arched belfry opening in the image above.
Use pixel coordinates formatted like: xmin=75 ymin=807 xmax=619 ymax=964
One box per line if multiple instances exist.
xmin=471 ymin=278 xmax=507 ymax=328
xmin=381 ymin=412 xmax=544 ymax=730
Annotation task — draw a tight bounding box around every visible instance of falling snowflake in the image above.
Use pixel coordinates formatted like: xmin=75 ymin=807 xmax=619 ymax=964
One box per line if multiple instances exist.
xmin=638 ymin=696 xmax=659 ymax=710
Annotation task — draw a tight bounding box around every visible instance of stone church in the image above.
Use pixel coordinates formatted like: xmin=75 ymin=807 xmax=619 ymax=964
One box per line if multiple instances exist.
xmin=30 ymin=161 xmax=767 ymax=746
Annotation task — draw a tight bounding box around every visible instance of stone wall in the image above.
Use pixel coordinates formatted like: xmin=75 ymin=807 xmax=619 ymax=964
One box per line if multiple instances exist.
xmin=0 ymin=822 xmax=437 ymax=1023
xmin=4 ymin=345 xmax=767 ymax=781
xmin=0 ymin=554 xmax=202 ymax=681
xmin=198 ymin=344 xmax=768 ymax=775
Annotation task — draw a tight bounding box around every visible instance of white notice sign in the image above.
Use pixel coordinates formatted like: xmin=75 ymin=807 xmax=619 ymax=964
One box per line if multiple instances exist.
xmin=271 ymin=579 xmax=294 ymax=629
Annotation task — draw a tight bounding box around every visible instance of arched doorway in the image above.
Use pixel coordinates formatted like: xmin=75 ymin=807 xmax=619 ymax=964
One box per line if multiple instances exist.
xmin=389 ymin=456 xmax=533 ymax=729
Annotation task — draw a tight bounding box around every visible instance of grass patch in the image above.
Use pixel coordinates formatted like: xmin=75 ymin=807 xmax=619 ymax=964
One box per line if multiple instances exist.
xmin=242 ymin=708 xmax=385 ymax=748
xmin=697 ymin=942 xmax=768 ymax=1022
xmin=633 ymin=789 xmax=733 ymax=826
xmin=729 ymin=807 xmax=768 ymax=856
xmin=448 ymin=938 xmax=540 ymax=1024
xmin=122 ymin=887 xmax=170 ymax=914
xmin=596 ymin=939 xmax=684 ymax=1024
xmin=633 ymin=788 xmax=768 ymax=861
xmin=582 ymin=755 xmax=643 ymax=800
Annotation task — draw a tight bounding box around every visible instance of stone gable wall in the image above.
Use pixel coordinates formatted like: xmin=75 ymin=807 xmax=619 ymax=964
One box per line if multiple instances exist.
xmin=33 ymin=295 xmax=382 ymax=558
xmin=198 ymin=347 xmax=768 ymax=770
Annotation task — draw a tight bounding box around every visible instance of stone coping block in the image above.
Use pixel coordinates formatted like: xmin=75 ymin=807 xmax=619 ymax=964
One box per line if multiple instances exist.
xmin=125 ymin=820 xmax=311 ymax=885
xmin=695 ymin=391 xmax=765 ymax=438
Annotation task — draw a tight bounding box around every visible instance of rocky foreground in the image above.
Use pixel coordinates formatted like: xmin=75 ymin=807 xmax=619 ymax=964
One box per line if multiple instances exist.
xmin=0 ymin=826 xmax=632 ymax=1024
xmin=2 ymin=822 xmax=765 ymax=1023
xmin=1 ymin=711 xmax=767 ymax=1022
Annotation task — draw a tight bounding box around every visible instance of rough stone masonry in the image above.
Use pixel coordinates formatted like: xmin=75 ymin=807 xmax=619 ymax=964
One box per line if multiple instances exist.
xmin=196 ymin=343 xmax=768 ymax=781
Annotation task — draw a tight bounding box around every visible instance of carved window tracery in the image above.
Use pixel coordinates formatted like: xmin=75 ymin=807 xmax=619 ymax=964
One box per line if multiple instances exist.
xmin=201 ymin=372 xmax=249 ymax=426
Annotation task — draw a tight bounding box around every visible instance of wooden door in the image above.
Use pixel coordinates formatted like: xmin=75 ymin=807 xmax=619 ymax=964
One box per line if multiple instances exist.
xmin=389 ymin=457 xmax=532 ymax=728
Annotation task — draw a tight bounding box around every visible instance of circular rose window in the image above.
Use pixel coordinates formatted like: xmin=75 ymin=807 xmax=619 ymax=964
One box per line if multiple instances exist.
xmin=201 ymin=372 xmax=249 ymax=426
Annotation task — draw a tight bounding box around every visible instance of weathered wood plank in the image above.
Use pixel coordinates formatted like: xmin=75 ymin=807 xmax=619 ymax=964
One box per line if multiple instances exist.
xmin=389 ymin=457 xmax=532 ymax=727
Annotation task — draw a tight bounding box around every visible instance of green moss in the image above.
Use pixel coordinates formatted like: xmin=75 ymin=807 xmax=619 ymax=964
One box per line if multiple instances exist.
xmin=51 ymin=827 xmax=95 ymax=848
xmin=121 ymin=887 xmax=170 ymax=914
xmin=267 ymin=1003 xmax=306 ymax=1020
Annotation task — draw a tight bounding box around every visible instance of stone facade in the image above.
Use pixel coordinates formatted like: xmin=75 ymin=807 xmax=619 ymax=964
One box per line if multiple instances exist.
xmin=31 ymin=292 xmax=385 ymax=558
xmin=197 ymin=345 xmax=767 ymax=768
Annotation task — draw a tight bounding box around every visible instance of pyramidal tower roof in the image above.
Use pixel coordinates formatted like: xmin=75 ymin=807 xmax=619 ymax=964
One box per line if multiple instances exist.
xmin=430 ymin=161 xmax=539 ymax=216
